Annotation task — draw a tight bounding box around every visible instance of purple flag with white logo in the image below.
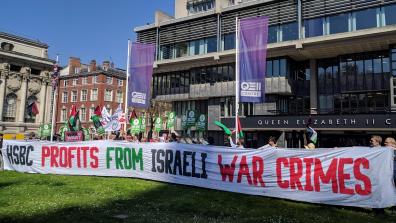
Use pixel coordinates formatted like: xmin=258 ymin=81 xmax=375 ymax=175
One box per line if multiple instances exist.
xmin=128 ymin=42 xmax=155 ymax=108
xmin=238 ymin=16 xmax=268 ymax=103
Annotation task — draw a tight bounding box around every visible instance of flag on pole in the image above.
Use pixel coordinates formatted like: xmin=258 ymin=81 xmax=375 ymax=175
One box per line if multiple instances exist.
xmin=306 ymin=126 xmax=318 ymax=144
xmin=238 ymin=16 xmax=268 ymax=103
xmin=129 ymin=109 xmax=138 ymax=124
xmin=68 ymin=105 xmax=80 ymax=131
xmin=127 ymin=42 xmax=155 ymax=109
xmin=90 ymin=105 xmax=105 ymax=135
xmin=27 ymin=101 xmax=39 ymax=116
xmin=236 ymin=116 xmax=244 ymax=138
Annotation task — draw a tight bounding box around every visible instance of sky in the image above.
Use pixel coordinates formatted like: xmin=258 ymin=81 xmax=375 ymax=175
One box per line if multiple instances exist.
xmin=0 ymin=0 xmax=174 ymax=68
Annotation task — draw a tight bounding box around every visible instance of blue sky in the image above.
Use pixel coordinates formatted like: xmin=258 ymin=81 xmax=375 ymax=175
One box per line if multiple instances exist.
xmin=0 ymin=0 xmax=174 ymax=68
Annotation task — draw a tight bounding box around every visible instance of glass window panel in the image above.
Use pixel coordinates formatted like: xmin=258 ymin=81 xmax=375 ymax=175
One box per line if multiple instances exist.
xmin=282 ymin=22 xmax=298 ymax=41
xmin=329 ymin=13 xmax=349 ymax=34
xmin=326 ymin=67 xmax=333 ymax=94
xmin=268 ymin=26 xmax=277 ymax=43
xmin=266 ymin=60 xmax=272 ymax=77
xmin=273 ymin=60 xmax=280 ymax=77
xmin=385 ymin=4 xmax=396 ymax=25
xmin=356 ymin=60 xmax=364 ymax=90
xmin=229 ymin=65 xmax=235 ymax=81
xmin=340 ymin=62 xmax=347 ymax=91
xmin=304 ymin=18 xmax=323 ymax=37
xmin=206 ymin=36 xmax=217 ymax=53
xmin=333 ymin=66 xmax=340 ymax=93
xmin=355 ymin=8 xmax=377 ymax=30
xmin=223 ymin=33 xmax=235 ymax=50
xmin=280 ymin=59 xmax=287 ymax=77
xmin=373 ymin=58 xmax=382 ymax=74
xmin=383 ymin=57 xmax=390 ymax=73
xmin=175 ymin=42 xmax=188 ymax=58
xmin=365 ymin=59 xmax=373 ymax=90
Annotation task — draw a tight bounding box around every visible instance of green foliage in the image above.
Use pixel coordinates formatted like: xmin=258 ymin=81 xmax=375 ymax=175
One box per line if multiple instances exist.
xmin=0 ymin=171 xmax=394 ymax=223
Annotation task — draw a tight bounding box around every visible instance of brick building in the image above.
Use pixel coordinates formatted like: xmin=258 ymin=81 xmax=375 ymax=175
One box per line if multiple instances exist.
xmin=55 ymin=57 xmax=126 ymax=132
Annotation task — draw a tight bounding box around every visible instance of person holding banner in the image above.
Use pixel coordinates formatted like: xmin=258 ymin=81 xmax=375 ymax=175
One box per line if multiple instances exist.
xmin=370 ymin=135 xmax=382 ymax=148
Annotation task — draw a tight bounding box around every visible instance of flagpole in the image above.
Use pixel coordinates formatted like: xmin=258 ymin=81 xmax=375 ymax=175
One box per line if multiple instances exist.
xmin=50 ymin=55 xmax=59 ymax=142
xmin=235 ymin=17 xmax=240 ymax=144
xmin=124 ymin=40 xmax=131 ymax=132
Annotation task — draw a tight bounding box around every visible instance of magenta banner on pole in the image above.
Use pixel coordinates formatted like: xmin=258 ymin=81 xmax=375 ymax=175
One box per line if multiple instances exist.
xmin=128 ymin=42 xmax=155 ymax=108
xmin=238 ymin=16 xmax=268 ymax=103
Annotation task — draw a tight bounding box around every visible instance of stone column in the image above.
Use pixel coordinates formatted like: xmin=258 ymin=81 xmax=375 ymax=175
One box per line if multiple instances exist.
xmin=0 ymin=70 xmax=7 ymax=122
xmin=309 ymin=59 xmax=318 ymax=114
xmin=18 ymin=68 xmax=30 ymax=123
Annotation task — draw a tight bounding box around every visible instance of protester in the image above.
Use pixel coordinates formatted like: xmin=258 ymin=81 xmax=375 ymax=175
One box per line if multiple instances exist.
xmin=169 ymin=131 xmax=179 ymax=143
xmin=258 ymin=136 xmax=278 ymax=149
xmin=370 ymin=135 xmax=382 ymax=148
xmin=304 ymin=143 xmax=315 ymax=149
xmin=384 ymin=137 xmax=396 ymax=149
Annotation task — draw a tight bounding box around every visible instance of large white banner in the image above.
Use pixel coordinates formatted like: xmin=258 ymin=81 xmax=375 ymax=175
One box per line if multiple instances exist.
xmin=2 ymin=140 xmax=396 ymax=208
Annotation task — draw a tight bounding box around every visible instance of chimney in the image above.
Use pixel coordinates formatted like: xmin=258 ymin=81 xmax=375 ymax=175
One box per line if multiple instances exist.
xmin=69 ymin=57 xmax=81 ymax=75
xmin=89 ymin=60 xmax=97 ymax=72
xmin=102 ymin=61 xmax=110 ymax=71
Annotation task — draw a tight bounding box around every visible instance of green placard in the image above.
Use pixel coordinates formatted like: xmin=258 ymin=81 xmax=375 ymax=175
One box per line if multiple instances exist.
xmin=41 ymin=124 xmax=51 ymax=138
xmin=59 ymin=124 xmax=69 ymax=141
xmin=154 ymin=117 xmax=162 ymax=132
xmin=181 ymin=114 xmax=187 ymax=130
xmin=196 ymin=114 xmax=206 ymax=131
xmin=167 ymin=112 xmax=175 ymax=128
xmin=140 ymin=116 xmax=146 ymax=132
xmin=131 ymin=118 xmax=141 ymax=134
xmin=186 ymin=110 xmax=197 ymax=127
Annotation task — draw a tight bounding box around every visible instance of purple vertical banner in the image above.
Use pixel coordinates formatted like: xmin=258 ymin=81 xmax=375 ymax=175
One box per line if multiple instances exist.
xmin=238 ymin=16 xmax=268 ymax=103
xmin=128 ymin=42 xmax=155 ymax=108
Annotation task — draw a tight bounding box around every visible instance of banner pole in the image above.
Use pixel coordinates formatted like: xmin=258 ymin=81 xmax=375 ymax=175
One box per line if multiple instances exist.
xmin=235 ymin=17 xmax=240 ymax=144
xmin=124 ymin=40 xmax=131 ymax=132
xmin=50 ymin=55 xmax=59 ymax=142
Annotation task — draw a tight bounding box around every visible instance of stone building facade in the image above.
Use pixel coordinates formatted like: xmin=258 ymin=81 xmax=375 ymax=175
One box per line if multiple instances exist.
xmin=0 ymin=32 xmax=55 ymax=134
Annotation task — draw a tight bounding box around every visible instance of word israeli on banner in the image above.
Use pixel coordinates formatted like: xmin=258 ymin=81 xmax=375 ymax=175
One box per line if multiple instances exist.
xmin=2 ymin=140 xmax=396 ymax=208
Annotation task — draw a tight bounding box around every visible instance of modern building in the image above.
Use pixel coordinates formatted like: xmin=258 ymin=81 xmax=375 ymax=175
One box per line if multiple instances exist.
xmin=55 ymin=58 xmax=126 ymax=132
xmin=135 ymin=0 xmax=396 ymax=148
xmin=0 ymin=31 xmax=55 ymax=134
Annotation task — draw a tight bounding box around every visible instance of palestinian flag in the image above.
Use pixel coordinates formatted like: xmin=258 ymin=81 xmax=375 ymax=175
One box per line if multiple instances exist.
xmin=27 ymin=101 xmax=39 ymax=116
xmin=306 ymin=126 xmax=318 ymax=144
xmin=68 ymin=105 xmax=80 ymax=131
xmin=236 ymin=116 xmax=244 ymax=138
xmin=129 ymin=109 xmax=138 ymax=125
xmin=91 ymin=105 xmax=105 ymax=135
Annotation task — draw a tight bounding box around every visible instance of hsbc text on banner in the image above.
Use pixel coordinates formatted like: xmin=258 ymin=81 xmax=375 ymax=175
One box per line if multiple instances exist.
xmin=2 ymin=140 xmax=396 ymax=208
xmin=238 ymin=16 xmax=268 ymax=103
xmin=128 ymin=42 xmax=155 ymax=108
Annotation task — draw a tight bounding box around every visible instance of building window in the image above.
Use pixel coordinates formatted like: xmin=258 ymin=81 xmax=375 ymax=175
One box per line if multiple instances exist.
xmin=25 ymin=96 xmax=37 ymax=123
xmin=175 ymin=42 xmax=188 ymax=58
xmin=304 ymin=18 xmax=323 ymax=38
xmin=189 ymin=39 xmax=205 ymax=56
xmin=160 ymin=45 xmax=174 ymax=60
xmin=116 ymin=91 xmax=123 ymax=103
xmin=74 ymin=67 xmax=80 ymax=74
xmin=223 ymin=33 xmax=235 ymax=51
xmin=329 ymin=13 xmax=350 ymax=34
xmin=384 ymin=4 xmax=396 ymax=26
xmin=61 ymin=109 xmax=67 ymax=122
xmin=89 ymin=107 xmax=95 ymax=119
xmin=73 ymin=78 xmax=78 ymax=86
xmin=106 ymin=76 xmax=112 ymax=84
xmin=90 ymin=89 xmax=98 ymax=101
xmin=62 ymin=92 xmax=68 ymax=103
xmin=187 ymin=0 xmax=214 ymax=15
xmin=80 ymin=108 xmax=86 ymax=122
xmin=266 ymin=58 xmax=288 ymax=77
xmin=268 ymin=26 xmax=278 ymax=43
xmin=81 ymin=90 xmax=88 ymax=102
xmin=206 ymin=36 xmax=217 ymax=53
xmin=105 ymin=89 xmax=113 ymax=101
xmin=355 ymin=8 xmax=378 ymax=30
xmin=118 ymin=79 xmax=123 ymax=86
xmin=63 ymin=80 xmax=68 ymax=87
xmin=93 ymin=75 xmax=98 ymax=83
xmin=281 ymin=22 xmax=298 ymax=41
xmin=71 ymin=91 xmax=78 ymax=102
xmin=3 ymin=93 xmax=17 ymax=122
xmin=82 ymin=77 xmax=88 ymax=84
